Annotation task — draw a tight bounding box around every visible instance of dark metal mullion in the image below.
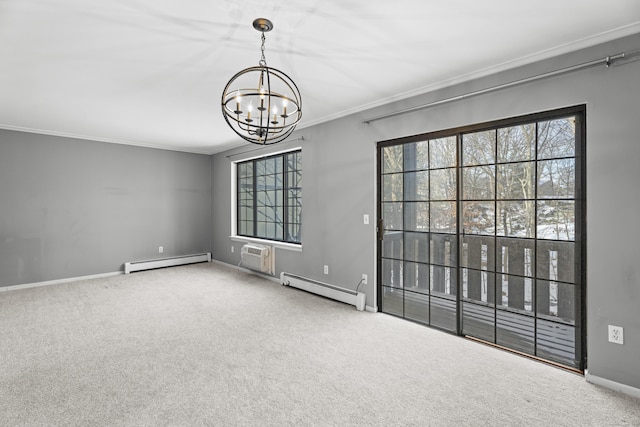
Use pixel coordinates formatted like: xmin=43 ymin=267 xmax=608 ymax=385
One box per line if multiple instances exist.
xmin=455 ymin=133 xmax=462 ymax=335
xmin=283 ymin=154 xmax=289 ymax=243
xmin=402 ymin=152 xmax=406 ymax=320
xmin=493 ymin=129 xmax=498 ymax=343
xmin=533 ymin=122 xmax=539 ymax=358
xmin=252 ymin=160 xmax=258 ymax=238
xmin=237 ymin=165 xmax=242 ymax=236
xmin=376 ymin=145 xmax=383 ymax=313
xmin=427 ymin=140 xmax=433 ymax=326
xmin=575 ymin=112 xmax=586 ymax=370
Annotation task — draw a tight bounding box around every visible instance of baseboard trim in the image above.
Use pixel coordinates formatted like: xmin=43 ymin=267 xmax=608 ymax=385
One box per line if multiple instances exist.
xmin=0 ymin=271 xmax=123 ymax=292
xmin=585 ymin=370 xmax=640 ymax=399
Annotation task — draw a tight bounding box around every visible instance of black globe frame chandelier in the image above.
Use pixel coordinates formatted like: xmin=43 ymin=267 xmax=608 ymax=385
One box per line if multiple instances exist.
xmin=221 ymin=18 xmax=302 ymax=145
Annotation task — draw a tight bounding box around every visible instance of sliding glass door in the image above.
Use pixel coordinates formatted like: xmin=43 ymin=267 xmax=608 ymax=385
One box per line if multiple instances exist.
xmin=378 ymin=106 xmax=584 ymax=370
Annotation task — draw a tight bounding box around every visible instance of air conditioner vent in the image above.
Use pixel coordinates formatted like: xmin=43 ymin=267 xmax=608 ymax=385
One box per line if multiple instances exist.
xmin=240 ymin=244 xmax=272 ymax=274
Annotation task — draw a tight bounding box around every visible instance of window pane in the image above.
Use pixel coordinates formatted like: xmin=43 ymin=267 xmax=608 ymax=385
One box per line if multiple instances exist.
xmin=497 ymin=124 xmax=535 ymax=163
xmin=462 ymin=271 xmax=495 ymax=304
xmin=536 ymin=240 xmax=575 ymax=283
xmin=382 ymin=173 xmax=403 ymax=201
xmin=462 ymin=201 xmax=495 ymax=235
xmin=537 ymin=159 xmax=575 ymax=199
xmin=404 ymin=262 xmax=430 ymax=294
xmin=381 ymin=286 xmax=403 ymax=317
xmin=431 ymin=265 xmax=457 ymax=296
xmin=461 ymin=235 xmax=495 ymax=271
xmin=463 ymin=130 xmax=495 ymax=166
xmin=496 ymin=311 xmax=534 ymax=355
xmin=497 ymin=201 xmax=535 ymax=238
xmin=497 ymin=162 xmax=534 ymax=200
xmin=238 ymin=162 xmax=251 ymax=178
xmin=382 ymin=231 xmax=403 ymax=260
xmin=404 ymin=140 xmax=429 ymax=171
xmin=382 ymin=259 xmax=403 ymax=288
xmin=383 ymin=202 xmax=403 ymax=230
xmin=404 ymin=290 xmax=429 ymax=323
xmin=430 ymin=233 xmax=457 ymax=266
xmin=257 ymin=221 xmax=266 ymax=238
xmin=537 ymin=280 xmax=576 ymax=324
xmin=430 ymin=168 xmax=456 ymax=200
xmin=538 ymin=117 xmax=576 ymax=159
xmin=463 ymin=302 xmax=495 ymax=342
xmin=404 ymin=171 xmax=428 ymax=201
xmin=430 ymin=202 xmax=456 ymax=234
xmin=405 ymin=231 xmax=429 ymax=263
xmin=383 ymin=145 xmax=403 ymax=173
xmin=496 ymin=237 xmax=535 ymax=278
xmin=287 ymin=224 xmax=300 ymax=243
xmin=404 ymin=202 xmax=429 ymax=231
xmin=536 ymin=319 xmax=577 ymax=368
xmin=429 ymin=136 xmax=457 ymax=168
xmin=430 ymin=296 xmax=456 ymax=332
xmin=462 ymin=165 xmax=495 ymax=200
xmin=498 ymin=274 xmax=534 ymax=313
xmin=256 ymin=175 xmax=266 ymax=191
xmin=537 ymin=200 xmax=575 ymax=241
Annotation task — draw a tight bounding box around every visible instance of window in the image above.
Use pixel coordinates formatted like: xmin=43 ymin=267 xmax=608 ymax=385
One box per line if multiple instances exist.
xmin=237 ymin=150 xmax=301 ymax=244
xmin=378 ymin=106 xmax=585 ymax=370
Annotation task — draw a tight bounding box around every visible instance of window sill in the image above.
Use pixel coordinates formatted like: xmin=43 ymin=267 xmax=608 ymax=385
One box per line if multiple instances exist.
xmin=230 ymin=236 xmax=303 ymax=252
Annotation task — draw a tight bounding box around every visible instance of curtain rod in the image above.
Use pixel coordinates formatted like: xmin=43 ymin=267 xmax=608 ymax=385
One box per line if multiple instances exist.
xmin=224 ymin=136 xmax=305 ymax=159
xmin=363 ymin=50 xmax=635 ymax=124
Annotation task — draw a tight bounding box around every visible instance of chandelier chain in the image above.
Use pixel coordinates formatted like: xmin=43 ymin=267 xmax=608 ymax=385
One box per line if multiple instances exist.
xmin=259 ymin=32 xmax=267 ymax=66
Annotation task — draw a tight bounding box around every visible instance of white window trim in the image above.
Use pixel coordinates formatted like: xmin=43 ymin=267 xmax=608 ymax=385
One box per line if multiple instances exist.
xmin=229 ymin=146 xmax=302 ymax=252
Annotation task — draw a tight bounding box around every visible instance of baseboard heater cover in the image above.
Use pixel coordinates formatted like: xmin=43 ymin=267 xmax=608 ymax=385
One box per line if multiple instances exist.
xmin=280 ymin=272 xmax=366 ymax=311
xmin=124 ymin=253 xmax=211 ymax=274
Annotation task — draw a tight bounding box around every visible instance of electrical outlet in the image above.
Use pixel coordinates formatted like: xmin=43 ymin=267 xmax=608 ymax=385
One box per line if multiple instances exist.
xmin=362 ymin=274 xmax=368 ymax=285
xmin=158 ymin=246 xmax=163 ymax=254
xmin=363 ymin=214 xmax=369 ymax=225
xmin=608 ymin=325 xmax=624 ymax=345
xmin=323 ymin=265 xmax=329 ymax=275
xmin=231 ymin=246 xmax=235 ymax=253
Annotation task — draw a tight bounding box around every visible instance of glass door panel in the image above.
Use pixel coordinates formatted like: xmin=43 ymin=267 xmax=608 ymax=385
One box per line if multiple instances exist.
xmin=378 ymin=109 xmax=583 ymax=370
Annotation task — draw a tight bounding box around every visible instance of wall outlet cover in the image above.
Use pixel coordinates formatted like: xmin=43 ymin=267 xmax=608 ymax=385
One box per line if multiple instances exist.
xmin=608 ymin=325 xmax=624 ymax=345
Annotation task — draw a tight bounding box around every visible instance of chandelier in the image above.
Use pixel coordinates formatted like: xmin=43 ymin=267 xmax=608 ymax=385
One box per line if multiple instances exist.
xmin=221 ymin=18 xmax=302 ymax=145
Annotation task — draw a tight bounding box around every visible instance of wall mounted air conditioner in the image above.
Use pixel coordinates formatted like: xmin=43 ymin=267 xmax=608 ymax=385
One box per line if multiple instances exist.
xmin=240 ymin=244 xmax=272 ymax=274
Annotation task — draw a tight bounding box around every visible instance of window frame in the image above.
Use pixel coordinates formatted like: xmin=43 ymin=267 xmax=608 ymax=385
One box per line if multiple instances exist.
xmin=230 ymin=147 xmax=302 ymax=251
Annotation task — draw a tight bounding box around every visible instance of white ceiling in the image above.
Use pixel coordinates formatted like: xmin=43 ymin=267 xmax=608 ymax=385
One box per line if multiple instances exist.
xmin=1 ymin=1 xmax=639 ymax=155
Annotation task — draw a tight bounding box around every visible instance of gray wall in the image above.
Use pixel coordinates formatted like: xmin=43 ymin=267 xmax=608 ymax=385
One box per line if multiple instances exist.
xmin=211 ymin=33 xmax=640 ymax=390
xmin=0 ymin=130 xmax=212 ymax=287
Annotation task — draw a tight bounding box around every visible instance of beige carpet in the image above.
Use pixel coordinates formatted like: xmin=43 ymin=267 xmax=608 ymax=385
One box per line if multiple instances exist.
xmin=1 ymin=262 xmax=639 ymax=426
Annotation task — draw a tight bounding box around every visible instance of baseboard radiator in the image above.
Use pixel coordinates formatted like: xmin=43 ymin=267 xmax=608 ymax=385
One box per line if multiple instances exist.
xmin=280 ymin=272 xmax=366 ymax=311
xmin=124 ymin=253 xmax=211 ymax=274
